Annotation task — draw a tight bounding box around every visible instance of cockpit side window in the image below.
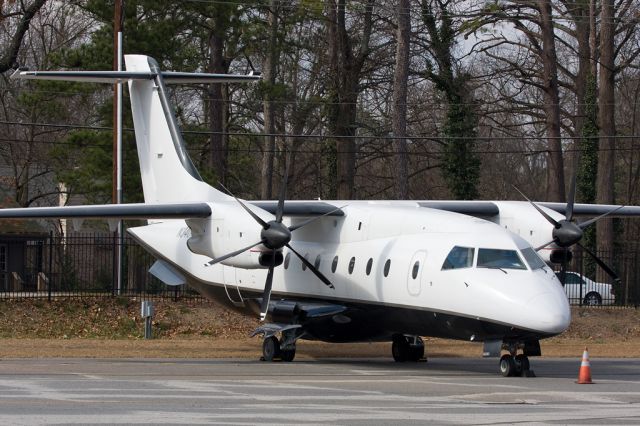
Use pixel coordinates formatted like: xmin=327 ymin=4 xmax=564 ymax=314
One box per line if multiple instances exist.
xmin=477 ymin=248 xmax=526 ymax=270
xmin=521 ymin=247 xmax=546 ymax=270
xmin=441 ymin=246 xmax=475 ymax=270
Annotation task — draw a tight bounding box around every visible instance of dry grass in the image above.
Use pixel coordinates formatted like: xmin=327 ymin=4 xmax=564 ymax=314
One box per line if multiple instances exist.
xmin=0 ymin=299 xmax=638 ymax=358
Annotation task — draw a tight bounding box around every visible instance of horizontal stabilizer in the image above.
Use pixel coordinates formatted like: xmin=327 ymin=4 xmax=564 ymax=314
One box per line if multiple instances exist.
xmin=149 ymin=260 xmax=186 ymax=286
xmin=11 ymin=69 xmax=261 ymax=84
xmin=0 ymin=203 xmax=211 ymax=219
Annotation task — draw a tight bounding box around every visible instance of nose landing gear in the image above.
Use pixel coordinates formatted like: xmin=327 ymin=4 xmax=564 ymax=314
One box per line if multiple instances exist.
xmin=499 ymin=353 xmax=534 ymax=377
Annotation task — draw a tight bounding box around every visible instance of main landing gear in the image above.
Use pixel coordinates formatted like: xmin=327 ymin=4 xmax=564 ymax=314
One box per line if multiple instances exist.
xmin=261 ymin=335 xmax=296 ymax=362
xmin=260 ymin=327 xmax=298 ymax=362
xmin=392 ymin=335 xmax=426 ymax=362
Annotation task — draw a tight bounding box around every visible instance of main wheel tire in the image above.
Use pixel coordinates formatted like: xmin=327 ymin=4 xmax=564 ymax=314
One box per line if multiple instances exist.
xmin=262 ymin=336 xmax=280 ymax=362
xmin=499 ymin=354 xmax=516 ymax=377
xmin=584 ymin=292 xmax=602 ymax=306
xmin=281 ymin=348 xmax=296 ymax=362
xmin=392 ymin=336 xmax=410 ymax=362
xmin=515 ymin=354 xmax=530 ymax=374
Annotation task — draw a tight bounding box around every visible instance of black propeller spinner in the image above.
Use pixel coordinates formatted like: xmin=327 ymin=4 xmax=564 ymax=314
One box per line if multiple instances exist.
xmin=513 ymin=174 xmax=622 ymax=283
xmin=206 ymin=160 xmax=342 ymax=321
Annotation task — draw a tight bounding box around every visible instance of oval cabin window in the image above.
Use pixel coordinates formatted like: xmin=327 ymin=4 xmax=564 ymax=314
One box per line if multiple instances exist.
xmin=384 ymin=259 xmax=391 ymax=277
xmin=332 ymin=256 xmax=339 ymax=273
xmin=348 ymin=257 xmax=356 ymax=274
xmin=412 ymin=261 xmax=420 ymax=279
xmin=366 ymin=258 xmax=373 ymax=275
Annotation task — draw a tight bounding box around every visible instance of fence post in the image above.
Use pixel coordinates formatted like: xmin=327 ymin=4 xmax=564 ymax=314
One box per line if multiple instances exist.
xmin=48 ymin=231 xmax=53 ymax=303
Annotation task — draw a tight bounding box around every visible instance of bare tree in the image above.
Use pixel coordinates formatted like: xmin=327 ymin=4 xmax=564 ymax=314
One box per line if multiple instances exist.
xmin=260 ymin=1 xmax=279 ymax=199
xmin=325 ymin=0 xmax=374 ymax=199
xmin=392 ymin=0 xmax=410 ymax=199
xmin=0 ymin=0 xmax=47 ymax=73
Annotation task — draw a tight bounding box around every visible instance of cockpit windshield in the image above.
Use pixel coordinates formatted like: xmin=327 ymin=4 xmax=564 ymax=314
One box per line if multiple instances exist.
xmin=477 ymin=248 xmax=526 ymax=270
xmin=520 ymin=247 xmax=546 ymax=270
xmin=441 ymin=246 xmax=475 ymax=270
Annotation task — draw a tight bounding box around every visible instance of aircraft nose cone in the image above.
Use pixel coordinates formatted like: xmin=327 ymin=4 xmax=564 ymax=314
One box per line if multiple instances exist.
xmin=527 ymin=292 xmax=571 ymax=335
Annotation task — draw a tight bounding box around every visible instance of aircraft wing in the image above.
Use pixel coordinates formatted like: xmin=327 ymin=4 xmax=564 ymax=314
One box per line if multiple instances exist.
xmin=417 ymin=200 xmax=640 ymax=218
xmin=417 ymin=201 xmax=499 ymax=217
xmin=250 ymin=201 xmax=345 ymax=217
xmin=0 ymin=203 xmax=212 ymax=219
xmin=0 ymin=201 xmax=344 ymax=221
xmin=538 ymin=202 xmax=640 ymax=217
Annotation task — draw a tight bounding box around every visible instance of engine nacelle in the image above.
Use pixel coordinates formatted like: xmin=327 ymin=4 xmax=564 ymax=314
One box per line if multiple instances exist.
xmin=186 ymin=201 xmax=275 ymax=269
xmin=271 ymin=300 xmax=300 ymax=323
xmin=549 ymin=249 xmax=572 ymax=264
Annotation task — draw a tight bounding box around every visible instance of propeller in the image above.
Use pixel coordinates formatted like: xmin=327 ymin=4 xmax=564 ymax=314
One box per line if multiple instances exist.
xmin=207 ymin=155 xmax=342 ymax=321
xmin=513 ymin=174 xmax=622 ymax=283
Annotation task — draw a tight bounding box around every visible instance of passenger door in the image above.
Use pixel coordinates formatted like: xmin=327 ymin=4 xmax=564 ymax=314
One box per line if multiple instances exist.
xmin=407 ymin=251 xmax=427 ymax=297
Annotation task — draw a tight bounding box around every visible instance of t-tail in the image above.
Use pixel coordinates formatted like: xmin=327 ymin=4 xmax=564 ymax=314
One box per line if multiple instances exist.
xmin=12 ymin=54 xmax=261 ymax=204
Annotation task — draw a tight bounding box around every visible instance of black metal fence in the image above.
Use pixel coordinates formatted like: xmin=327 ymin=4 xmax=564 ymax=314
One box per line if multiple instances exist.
xmin=0 ymin=232 xmax=202 ymax=300
xmin=552 ymin=246 xmax=639 ymax=307
xmin=0 ymin=231 xmax=639 ymax=306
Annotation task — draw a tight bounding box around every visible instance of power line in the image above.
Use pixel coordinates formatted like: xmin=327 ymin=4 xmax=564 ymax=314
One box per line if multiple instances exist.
xmin=1 ymin=120 xmax=639 ymax=141
xmin=2 ymin=136 xmax=639 ymax=156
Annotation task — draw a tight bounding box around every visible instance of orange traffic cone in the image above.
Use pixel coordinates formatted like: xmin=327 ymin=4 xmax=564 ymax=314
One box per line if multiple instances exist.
xmin=576 ymin=347 xmax=594 ymax=384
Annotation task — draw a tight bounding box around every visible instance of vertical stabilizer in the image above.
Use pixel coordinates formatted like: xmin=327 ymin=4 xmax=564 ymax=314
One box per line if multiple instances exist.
xmin=125 ymin=55 xmax=226 ymax=203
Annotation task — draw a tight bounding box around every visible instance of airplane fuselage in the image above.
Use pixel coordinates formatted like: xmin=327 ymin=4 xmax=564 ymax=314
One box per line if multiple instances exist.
xmin=130 ymin=203 xmax=571 ymax=344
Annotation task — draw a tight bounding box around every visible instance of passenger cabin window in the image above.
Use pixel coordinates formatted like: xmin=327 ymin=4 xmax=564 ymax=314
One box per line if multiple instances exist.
xmin=521 ymin=247 xmax=546 ymax=270
xmin=384 ymin=259 xmax=391 ymax=277
xmin=366 ymin=258 xmax=373 ymax=275
xmin=284 ymin=252 xmax=291 ymax=269
xmin=412 ymin=261 xmax=420 ymax=279
xmin=348 ymin=257 xmax=356 ymax=274
xmin=441 ymin=246 xmax=474 ymax=270
xmin=302 ymin=253 xmax=309 ymax=271
xmin=477 ymin=248 xmax=526 ymax=270
xmin=332 ymin=256 xmax=338 ymax=273
xmin=314 ymin=255 xmax=321 ymax=270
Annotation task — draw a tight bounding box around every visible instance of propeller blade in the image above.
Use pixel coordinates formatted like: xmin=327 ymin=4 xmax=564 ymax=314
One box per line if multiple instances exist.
xmin=535 ymin=238 xmax=557 ymax=252
xmin=578 ymin=205 xmax=625 ymax=230
xmin=286 ymin=243 xmax=334 ymax=289
xmin=288 ymin=205 xmax=348 ymax=233
xmin=566 ymin=172 xmax=577 ymax=222
xmin=219 ymin=182 xmax=270 ymax=230
xmin=275 ymin=151 xmax=291 ymax=224
xmin=577 ymin=242 xmax=620 ymax=282
xmin=205 ymin=240 xmax=265 ymax=266
xmin=512 ymin=185 xmax=560 ymax=227
xmin=259 ymin=253 xmax=276 ymax=321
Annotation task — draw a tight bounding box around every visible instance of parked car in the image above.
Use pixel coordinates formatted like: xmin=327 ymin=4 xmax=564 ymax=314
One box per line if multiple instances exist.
xmin=555 ymin=271 xmax=615 ymax=305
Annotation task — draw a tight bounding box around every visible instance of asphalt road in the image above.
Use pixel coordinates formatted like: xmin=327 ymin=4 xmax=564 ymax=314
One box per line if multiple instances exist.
xmin=0 ymin=357 xmax=638 ymax=425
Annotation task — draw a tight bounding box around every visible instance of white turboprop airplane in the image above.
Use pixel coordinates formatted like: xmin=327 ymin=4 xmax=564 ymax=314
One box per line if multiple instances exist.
xmin=3 ymin=55 xmax=639 ymax=377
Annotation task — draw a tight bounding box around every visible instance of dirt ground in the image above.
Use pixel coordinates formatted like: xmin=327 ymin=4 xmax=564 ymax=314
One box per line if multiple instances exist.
xmin=0 ymin=298 xmax=638 ymax=359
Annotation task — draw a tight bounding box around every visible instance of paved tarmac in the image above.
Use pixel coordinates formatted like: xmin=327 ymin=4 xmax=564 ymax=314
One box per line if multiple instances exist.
xmin=0 ymin=357 xmax=638 ymax=425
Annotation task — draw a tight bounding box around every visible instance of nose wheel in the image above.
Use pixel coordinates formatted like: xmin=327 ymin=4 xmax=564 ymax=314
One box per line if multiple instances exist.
xmin=499 ymin=353 xmax=534 ymax=377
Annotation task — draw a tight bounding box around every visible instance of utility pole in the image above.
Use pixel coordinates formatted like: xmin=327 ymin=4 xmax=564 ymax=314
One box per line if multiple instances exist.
xmin=113 ymin=0 xmax=124 ymax=295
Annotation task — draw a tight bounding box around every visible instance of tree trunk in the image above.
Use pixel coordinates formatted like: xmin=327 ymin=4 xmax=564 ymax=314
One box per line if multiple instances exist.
xmin=325 ymin=0 xmax=373 ymax=200
xmin=207 ymin=21 xmax=227 ymax=185
xmin=596 ymin=0 xmax=616 ymax=261
xmin=260 ymin=2 xmax=278 ymax=199
xmin=538 ymin=0 xmax=565 ymax=202
xmin=392 ymin=0 xmax=410 ymax=200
